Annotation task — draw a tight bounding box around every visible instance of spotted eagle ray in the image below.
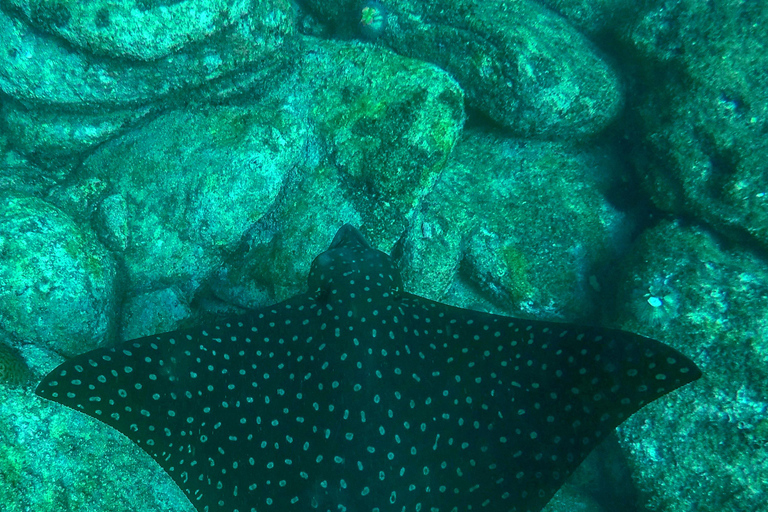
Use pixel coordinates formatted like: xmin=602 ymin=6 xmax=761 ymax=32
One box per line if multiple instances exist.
xmin=36 ymin=224 xmax=701 ymax=512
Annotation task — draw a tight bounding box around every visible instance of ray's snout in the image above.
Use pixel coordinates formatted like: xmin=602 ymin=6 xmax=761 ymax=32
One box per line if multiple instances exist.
xmin=329 ymin=224 xmax=371 ymax=250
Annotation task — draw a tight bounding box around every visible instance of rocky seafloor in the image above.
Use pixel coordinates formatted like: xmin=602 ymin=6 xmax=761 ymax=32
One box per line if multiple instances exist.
xmin=1 ymin=1 xmax=766 ymax=512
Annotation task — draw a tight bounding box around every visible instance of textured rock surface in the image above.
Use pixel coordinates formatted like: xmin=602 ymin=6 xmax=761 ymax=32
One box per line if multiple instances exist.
xmin=119 ymin=287 xmax=192 ymax=342
xmin=0 ymin=133 xmax=57 ymax=195
xmin=5 ymin=0 xmax=260 ymax=61
xmin=613 ymin=220 xmax=768 ymax=512
xmin=0 ymin=338 xmax=30 ymax=386
xmin=0 ymin=4 xmax=294 ymax=106
xmin=1 ymin=100 xmax=152 ymax=160
xmin=301 ymin=39 xmax=465 ymax=238
xmin=538 ymin=0 xmax=634 ymax=35
xmin=0 ymin=194 xmax=116 ymax=357
xmin=0 ymin=381 xmax=193 ymax=512
xmin=48 ymin=101 xmax=309 ymax=296
xmin=302 ymin=0 xmax=622 ymax=139
xmin=0 ymin=0 xmax=296 ymax=167
xmin=399 ymin=130 xmax=630 ymax=321
xmin=209 ymin=38 xmax=465 ymax=309
xmin=629 ymin=1 xmax=768 ymax=249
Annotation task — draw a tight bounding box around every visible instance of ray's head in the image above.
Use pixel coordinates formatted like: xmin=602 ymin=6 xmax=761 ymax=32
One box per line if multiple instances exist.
xmin=308 ymin=224 xmax=402 ymax=304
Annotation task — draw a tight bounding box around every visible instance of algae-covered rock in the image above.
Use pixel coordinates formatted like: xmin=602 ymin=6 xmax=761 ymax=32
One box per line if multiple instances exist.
xmin=0 ymin=1 xmax=296 ymax=170
xmin=538 ymin=0 xmax=635 ymax=35
xmin=302 ymin=0 xmax=622 ymax=139
xmin=0 ymin=382 xmax=194 ymax=512
xmin=0 ymin=3 xmax=294 ymax=106
xmin=6 ymin=0 xmax=267 ymax=61
xmin=400 ymin=130 xmax=629 ymax=320
xmin=209 ymin=38 xmax=466 ymax=308
xmin=0 ymin=194 xmax=116 ymax=357
xmin=0 ymin=340 xmax=30 ymax=387
xmin=303 ymin=38 xmax=465 ymax=236
xmin=0 ymin=100 xmax=152 ymax=161
xmin=119 ymin=287 xmax=192 ymax=342
xmin=0 ymin=134 xmax=58 ymax=195
xmin=49 ymin=101 xmax=310 ymax=296
xmin=613 ymin=220 xmax=768 ymax=512
xmin=630 ymin=1 xmax=768 ymax=250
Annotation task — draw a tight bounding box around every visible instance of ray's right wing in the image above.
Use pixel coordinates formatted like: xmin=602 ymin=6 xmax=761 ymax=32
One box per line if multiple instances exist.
xmin=394 ymin=292 xmax=700 ymax=512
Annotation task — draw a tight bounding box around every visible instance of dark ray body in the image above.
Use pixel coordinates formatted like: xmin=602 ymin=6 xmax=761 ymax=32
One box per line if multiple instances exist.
xmin=36 ymin=224 xmax=701 ymax=512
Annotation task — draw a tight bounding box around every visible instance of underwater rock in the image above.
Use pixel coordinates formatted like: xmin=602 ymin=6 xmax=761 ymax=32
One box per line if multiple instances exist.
xmin=0 ymin=134 xmax=59 ymax=196
xmin=209 ymin=38 xmax=465 ymax=309
xmin=400 ymin=130 xmax=630 ymax=320
xmin=5 ymin=0 xmax=277 ymax=61
xmin=49 ymin=102 xmax=309 ymax=296
xmin=302 ymin=38 xmax=465 ymax=235
xmin=119 ymin=287 xmax=192 ymax=342
xmin=630 ymin=1 xmax=768 ymax=250
xmin=302 ymin=0 xmax=622 ymax=139
xmin=0 ymin=194 xmax=117 ymax=357
xmin=0 ymin=4 xmax=294 ymax=106
xmin=613 ymin=220 xmax=768 ymax=512
xmin=537 ymin=0 xmax=634 ymax=35
xmin=0 ymin=99 xmax=152 ymax=163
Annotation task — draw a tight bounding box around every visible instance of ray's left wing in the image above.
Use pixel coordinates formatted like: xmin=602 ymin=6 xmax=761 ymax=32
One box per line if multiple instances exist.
xmin=36 ymin=294 xmax=324 ymax=512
